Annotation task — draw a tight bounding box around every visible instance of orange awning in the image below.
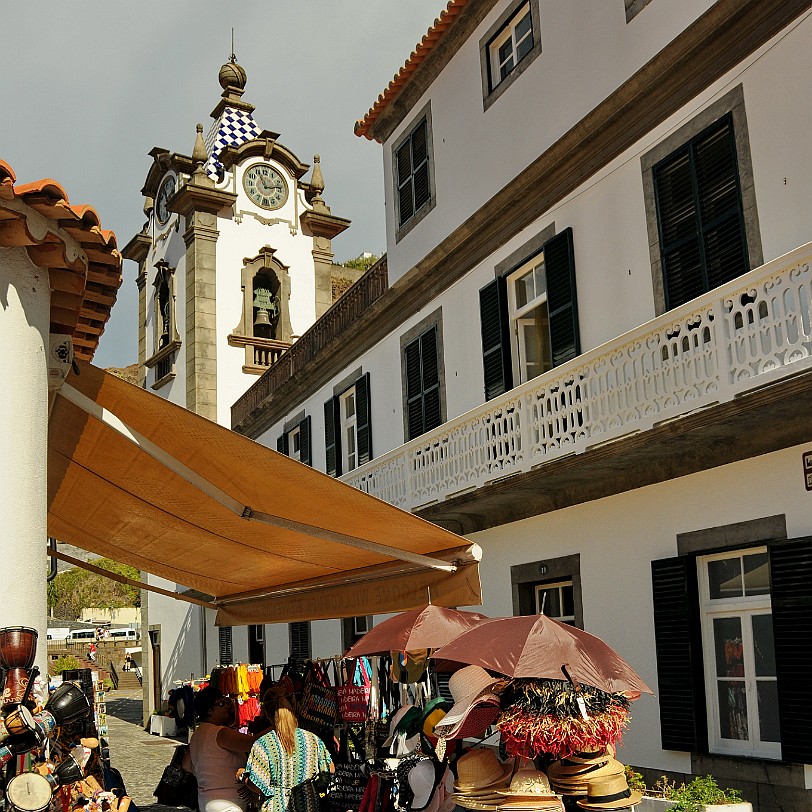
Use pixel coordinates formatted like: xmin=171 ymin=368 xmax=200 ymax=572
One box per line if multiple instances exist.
xmin=47 ymin=362 xmax=481 ymax=625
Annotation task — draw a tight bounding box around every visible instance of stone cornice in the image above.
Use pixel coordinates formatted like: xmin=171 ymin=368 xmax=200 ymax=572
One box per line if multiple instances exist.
xmin=234 ymin=0 xmax=812 ymax=436
xmin=170 ymin=181 xmax=237 ymax=218
xmin=144 ymin=338 xmax=182 ymax=370
xmin=121 ymin=232 xmax=151 ymax=263
xmin=301 ymin=209 xmax=351 ymax=239
xmin=218 ymin=132 xmax=311 ymax=180
xmin=140 ymin=149 xmax=196 ymax=199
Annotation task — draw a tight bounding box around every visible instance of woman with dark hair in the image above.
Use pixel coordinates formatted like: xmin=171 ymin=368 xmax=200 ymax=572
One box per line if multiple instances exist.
xmin=242 ymin=686 xmax=334 ymax=812
xmin=187 ymin=687 xmax=266 ymax=812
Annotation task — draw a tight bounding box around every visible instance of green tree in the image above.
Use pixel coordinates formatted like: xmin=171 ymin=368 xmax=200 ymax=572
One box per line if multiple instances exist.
xmin=48 ymin=558 xmax=141 ymax=620
xmin=340 ymin=252 xmax=381 ymax=272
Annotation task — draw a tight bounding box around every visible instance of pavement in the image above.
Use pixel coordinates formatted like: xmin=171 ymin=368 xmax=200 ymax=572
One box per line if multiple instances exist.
xmin=106 ymin=687 xmax=188 ymax=812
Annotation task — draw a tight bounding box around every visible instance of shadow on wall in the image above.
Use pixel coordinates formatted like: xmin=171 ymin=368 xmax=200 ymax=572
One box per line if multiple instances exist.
xmin=160 ymin=604 xmax=199 ymax=697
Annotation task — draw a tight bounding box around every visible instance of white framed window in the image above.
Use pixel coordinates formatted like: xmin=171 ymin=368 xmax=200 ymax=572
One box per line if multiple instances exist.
xmin=340 ymin=386 xmax=358 ymax=473
xmin=534 ymin=580 xmax=575 ymax=625
xmin=698 ymin=547 xmax=779 ymax=759
xmin=353 ymin=616 xmax=371 ymax=636
xmin=488 ymin=2 xmax=534 ymax=89
xmin=507 ymin=254 xmax=552 ymax=384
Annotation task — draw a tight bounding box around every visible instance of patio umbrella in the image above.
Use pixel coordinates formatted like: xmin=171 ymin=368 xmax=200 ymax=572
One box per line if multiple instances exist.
xmin=430 ymin=614 xmax=652 ymax=696
xmin=345 ymin=604 xmax=488 ymax=657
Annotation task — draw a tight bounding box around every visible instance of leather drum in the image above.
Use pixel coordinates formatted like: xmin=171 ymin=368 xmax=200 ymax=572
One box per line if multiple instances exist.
xmin=3 ymin=705 xmax=37 ymax=737
xmin=0 ymin=628 xmax=38 ymax=670
xmin=6 ymin=773 xmax=53 ymax=812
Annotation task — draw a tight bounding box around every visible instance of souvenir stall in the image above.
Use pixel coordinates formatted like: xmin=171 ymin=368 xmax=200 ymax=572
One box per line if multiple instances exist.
xmin=266 ymin=609 xmax=653 ymax=812
xmin=0 ymin=627 xmax=132 ymax=812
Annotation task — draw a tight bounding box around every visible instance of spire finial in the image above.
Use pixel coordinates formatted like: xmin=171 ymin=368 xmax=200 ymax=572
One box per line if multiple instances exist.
xmin=309 ymin=154 xmax=330 ymax=213
xmin=230 ymin=28 xmax=237 ymax=64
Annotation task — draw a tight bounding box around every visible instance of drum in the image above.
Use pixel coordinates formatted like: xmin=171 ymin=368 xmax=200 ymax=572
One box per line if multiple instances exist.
xmin=5 ymin=727 xmax=42 ymax=755
xmin=4 ymin=705 xmax=37 ymax=736
xmin=32 ymin=709 xmax=57 ymax=737
xmin=49 ymin=754 xmax=84 ymax=787
xmin=43 ymin=682 xmax=90 ymax=725
xmin=5 ymin=772 xmax=53 ymax=812
xmin=0 ymin=628 xmax=38 ymax=670
xmin=2 ymin=669 xmax=32 ymax=710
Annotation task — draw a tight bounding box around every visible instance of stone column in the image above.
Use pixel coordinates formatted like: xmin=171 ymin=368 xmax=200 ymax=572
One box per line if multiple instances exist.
xmin=0 ymin=246 xmax=51 ymax=672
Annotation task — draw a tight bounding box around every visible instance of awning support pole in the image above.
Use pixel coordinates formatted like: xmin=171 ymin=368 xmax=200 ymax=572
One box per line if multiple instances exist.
xmin=48 ymin=548 xmax=218 ymax=610
xmin=58 ymin=384 xmax=456 ymax=573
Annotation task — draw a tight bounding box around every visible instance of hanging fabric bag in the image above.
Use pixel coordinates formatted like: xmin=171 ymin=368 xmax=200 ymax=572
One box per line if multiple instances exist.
xmin=339 ymin=658 xmax=371 ymax=723
xmin=327 ymin=728 xmax=368 ymax=812
xmin=299 ymin=660 xmax=338 ymax=741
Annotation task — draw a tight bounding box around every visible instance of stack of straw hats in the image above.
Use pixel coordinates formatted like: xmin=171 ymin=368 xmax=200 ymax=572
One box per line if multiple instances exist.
xmin=547 ymin=750 xmax=625 ymax=797
xmin=452 ymin=750 xmax=514 ymax=810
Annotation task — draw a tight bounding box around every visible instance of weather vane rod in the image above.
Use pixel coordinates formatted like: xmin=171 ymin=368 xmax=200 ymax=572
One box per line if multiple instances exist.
xmin=230 ymin=28 xmax=236 ymax=63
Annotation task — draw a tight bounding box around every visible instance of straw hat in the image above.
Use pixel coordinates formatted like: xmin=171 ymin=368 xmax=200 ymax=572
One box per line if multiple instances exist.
xmin=575 ymin=774 xmax=642 ymax=810
xmin=434 ymin=666 xmax=501 ymax=743
xmin=548 ymin=758 xmax=624 ymax=797
xmin=454 ymin=750 xmax=513 ymax=791
xmin=498 ymin=768 xmax=553 ymax=798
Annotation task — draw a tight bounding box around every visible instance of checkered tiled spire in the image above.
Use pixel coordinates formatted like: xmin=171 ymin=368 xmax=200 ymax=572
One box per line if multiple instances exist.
xmin=204 ymin=57 xmax=262 ymax=179
xmin=204 ymin=106 xmax=261 ymax=180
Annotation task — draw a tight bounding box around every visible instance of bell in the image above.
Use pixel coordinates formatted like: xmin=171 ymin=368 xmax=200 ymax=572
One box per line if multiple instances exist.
xmin=254 ymin=308 xmax=271 ymax=328
xmin=43 ymin=682 xmax=90 ymax=725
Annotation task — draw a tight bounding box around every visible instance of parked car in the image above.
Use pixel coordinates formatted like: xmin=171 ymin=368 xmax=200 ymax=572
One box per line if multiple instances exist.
xmin=107 ymin=628 xmax=138 ymax=642
xmin=67 ymin=629 xmax=97 ymax=642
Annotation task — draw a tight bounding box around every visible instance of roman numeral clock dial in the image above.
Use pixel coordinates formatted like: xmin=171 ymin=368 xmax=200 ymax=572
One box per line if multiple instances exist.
xmin=243 ymin=163 xmax=289 ymax=210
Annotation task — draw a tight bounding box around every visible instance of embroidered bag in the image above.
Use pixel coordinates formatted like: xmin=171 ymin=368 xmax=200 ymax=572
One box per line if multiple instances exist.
xmin=338 ymin=659 xmax=371 ymax=723
xmin=299 ymin=661 xmax=338 ymax=741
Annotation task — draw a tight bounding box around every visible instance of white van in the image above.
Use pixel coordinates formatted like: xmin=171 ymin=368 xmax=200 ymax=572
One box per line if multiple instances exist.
xmin=67 ymin=630 xmax=97 ymax=642
xmin=108 ymin=628 xmax=138 ymax=642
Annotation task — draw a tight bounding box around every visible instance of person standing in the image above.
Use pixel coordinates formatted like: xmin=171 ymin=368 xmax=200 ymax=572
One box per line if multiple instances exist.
xmin=87 ymin=642 xmax=97 ymax=662
xmin=187 ymin=688 xmax=263 ymax=812
xmin=243 ymin=686 xmax=333 ymax=812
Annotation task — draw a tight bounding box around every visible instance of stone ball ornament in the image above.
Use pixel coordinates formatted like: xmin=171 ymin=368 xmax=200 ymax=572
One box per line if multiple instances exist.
xmin=219 ymin=61 xmax=247 ymax=90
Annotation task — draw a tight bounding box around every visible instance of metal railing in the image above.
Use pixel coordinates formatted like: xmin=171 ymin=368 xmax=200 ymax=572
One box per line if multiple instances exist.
xmin=342 ymin=243 xmax=812 ymax=510
xmin=232 ymin=257 xmax=389 ymax=426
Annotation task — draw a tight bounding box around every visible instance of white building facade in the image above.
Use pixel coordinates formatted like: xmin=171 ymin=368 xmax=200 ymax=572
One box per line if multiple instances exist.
xmin=231 ymin=2 xmax=812 ymax=808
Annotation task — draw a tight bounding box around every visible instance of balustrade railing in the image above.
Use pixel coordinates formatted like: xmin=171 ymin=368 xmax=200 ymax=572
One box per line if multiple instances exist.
xmin=343 ymin=244 xmax=812 ymax=510
xmin=232 ymin=257 xmax=389 ymax=426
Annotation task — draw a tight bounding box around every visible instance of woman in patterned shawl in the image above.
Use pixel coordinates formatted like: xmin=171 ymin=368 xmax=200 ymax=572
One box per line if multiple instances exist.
xmin=243 ymin=685 xmax=334 ymax=812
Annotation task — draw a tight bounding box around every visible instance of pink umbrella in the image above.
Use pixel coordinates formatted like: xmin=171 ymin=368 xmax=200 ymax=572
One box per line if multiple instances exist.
xmin=345 ymin=605 xmax=488 ymax=657
xmin=431 ymin=614 xmax=651 ymax=696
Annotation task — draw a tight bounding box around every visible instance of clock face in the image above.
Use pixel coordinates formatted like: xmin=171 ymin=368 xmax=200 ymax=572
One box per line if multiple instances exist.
xmin=155 ymin=175 xmax=176 ymax=226
xmin=243 ymin=163 xmax=288 ymax=210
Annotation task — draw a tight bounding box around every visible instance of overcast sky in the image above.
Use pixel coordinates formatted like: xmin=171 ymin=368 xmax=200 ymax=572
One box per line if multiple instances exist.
xmin=2 ymin=1 xmax=444 ymax=368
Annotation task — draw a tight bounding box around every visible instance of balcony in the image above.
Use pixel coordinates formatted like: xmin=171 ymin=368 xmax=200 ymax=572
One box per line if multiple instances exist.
xmin=342 ymin=243 xmax=812 ymax=523
xmin=228 ymin=335 xmax=292 ymax=374
xmin=232 ymin=257 xmax=388 ymax=426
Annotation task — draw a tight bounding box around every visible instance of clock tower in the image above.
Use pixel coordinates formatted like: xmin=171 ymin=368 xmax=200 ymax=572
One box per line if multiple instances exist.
xmin=123 ymin=56 xmax=352 ymax=424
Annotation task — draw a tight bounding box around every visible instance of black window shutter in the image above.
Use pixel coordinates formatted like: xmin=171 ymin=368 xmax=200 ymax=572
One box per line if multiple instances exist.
xmin=277 ymin=433 xmax=289 ymax=456
xmin=299 ymin=416 xmax=312 ymax=467
xmin=480 ymin=277 xmax=513 ymax=400
xmin=289 ymin=621 xmax=311 ymax=662
xmin=768 ymin=537 xmax=812 ymax=763
xmin=324 ymin=397 xmax=341 ymax=477
xmin=651 ymin=556 xmax=707 ymax=752
xmin=420 ymin=327 xmax=442 ymax=433
xmin=218 ymin=626 xmax=233 ymax=665
xmin=405 ymin=337 xmax=424 ymax=440
xmin=355 ymin=372 xmax=373 ymax=466
xmin=544 ymin=228 xmax=580 ymax=367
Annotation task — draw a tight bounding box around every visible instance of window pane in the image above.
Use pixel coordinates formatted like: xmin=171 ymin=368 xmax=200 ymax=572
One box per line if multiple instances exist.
xmin=346 ymin=426 xmax=356 ymax=456
xmin=717 ymin=680 xmax=748 ymax=740
xmin=757 ymin=680 xmax=780 ymax=742
xmin=713 ymin=616 xmax=744 ymax=677
xmin=708 ymin=556 xmax=742 ymax=600
xmin=292 ymin=431 xmax=300 ymax=453
xmin=344 ymin=392 xmax=356 ymax=419
xmin=751 ymin=614 xmax=776 ymax=677
xmin=743 ymin=552 xmax=770 ymax=596
xmin=515 ymin=269 xmax=534 ymax=309
xmin=562 ymin=585 xmax=574 ymax=617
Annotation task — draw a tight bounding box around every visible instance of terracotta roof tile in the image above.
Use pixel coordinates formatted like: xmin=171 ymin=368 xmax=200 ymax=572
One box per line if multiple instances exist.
xmin=0 ymin=159 xmax=122 ymax=361
xmin=355 ymin=0 xmax=469 ymax=141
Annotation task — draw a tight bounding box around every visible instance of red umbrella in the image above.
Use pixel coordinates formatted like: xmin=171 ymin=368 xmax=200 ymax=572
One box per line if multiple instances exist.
xmin=345 ymin=605 xmax=488 ymax=657
xmin=431 ymin=614 xmax=652 ymax=696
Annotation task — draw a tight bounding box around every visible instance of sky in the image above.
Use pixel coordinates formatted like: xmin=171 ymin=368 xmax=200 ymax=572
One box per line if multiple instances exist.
xmin=2 ymin=1 xmax=445 ymax=368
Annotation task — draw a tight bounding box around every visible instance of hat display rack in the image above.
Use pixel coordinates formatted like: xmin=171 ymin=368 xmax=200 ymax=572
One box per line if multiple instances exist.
xmin=0 ymin=626 xmax=99 ymax=812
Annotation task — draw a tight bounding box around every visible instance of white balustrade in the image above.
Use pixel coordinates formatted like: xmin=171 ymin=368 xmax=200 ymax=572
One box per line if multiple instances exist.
xmin=342 ymin=244 xmax=812 ymax=510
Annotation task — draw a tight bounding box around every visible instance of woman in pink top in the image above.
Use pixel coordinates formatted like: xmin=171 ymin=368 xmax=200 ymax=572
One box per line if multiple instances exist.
xmin=188 ymin=687 xmax=265 ymax=812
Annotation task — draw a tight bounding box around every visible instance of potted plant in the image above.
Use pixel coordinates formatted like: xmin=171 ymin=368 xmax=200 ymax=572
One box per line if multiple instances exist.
xmin=668 ymin=775 xmax=752 ymax=812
